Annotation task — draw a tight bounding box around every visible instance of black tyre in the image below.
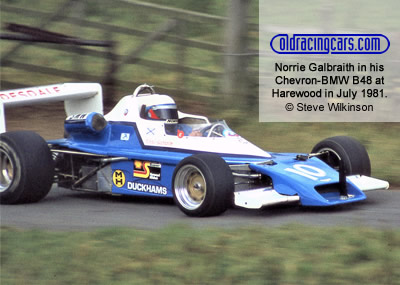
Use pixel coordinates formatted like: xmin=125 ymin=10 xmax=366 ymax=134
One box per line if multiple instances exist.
xmin=0 ymin=131 xmax=55 ymax=204
xmin=172 ymin=153 xmax=234 ymax=217
xmin=311 ymin=136 xmax=371 ymax=176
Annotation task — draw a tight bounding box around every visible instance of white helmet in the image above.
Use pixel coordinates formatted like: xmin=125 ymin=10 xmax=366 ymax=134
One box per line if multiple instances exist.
xmin=144 ymin=103 xmax=178 ymax=120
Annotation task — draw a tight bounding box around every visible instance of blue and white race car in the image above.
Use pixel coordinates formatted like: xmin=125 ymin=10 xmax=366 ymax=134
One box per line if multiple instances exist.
xmin=0 ymin=84 xmax=389 ymax=216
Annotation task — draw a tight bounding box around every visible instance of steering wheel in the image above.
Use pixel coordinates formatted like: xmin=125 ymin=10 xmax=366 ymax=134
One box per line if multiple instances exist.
xmin=200 ymin=123 xmax=226 ymax=137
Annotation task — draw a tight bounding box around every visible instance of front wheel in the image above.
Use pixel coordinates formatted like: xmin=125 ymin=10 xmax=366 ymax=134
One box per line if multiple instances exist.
xmin=311 ymin=136 xmax=371 ymax=176
xmin=172 ymin=153 xmax=234 ymax=217
xmin=0 ymin=131 xmax=55 ymax=204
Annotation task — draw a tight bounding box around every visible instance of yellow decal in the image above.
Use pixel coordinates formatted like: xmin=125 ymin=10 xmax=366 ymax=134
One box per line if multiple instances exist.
xmin=113 ymin=170 xmax=126 ymax=188
xmin=134 ymin=160 xmax=151 ymax=179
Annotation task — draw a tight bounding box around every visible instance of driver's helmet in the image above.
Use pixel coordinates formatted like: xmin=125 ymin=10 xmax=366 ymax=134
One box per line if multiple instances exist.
xmin=145 ymin=103 xmax=178 ymax=120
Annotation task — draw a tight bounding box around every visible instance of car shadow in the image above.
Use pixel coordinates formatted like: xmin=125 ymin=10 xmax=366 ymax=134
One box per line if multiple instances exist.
xmin=66 ymin=189 xmax=175 ymax=206
xmin=228 ymin=199 xmax=369 ymax=218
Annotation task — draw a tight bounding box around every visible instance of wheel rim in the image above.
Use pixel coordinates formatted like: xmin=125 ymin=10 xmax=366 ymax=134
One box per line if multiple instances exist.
xmin=174 ymin=164 xmax=206 ymax=210
xmin=318 ymin=147 xmax=341 ymax=171
xmin=0 ymin=148 xmax=14 ymax=192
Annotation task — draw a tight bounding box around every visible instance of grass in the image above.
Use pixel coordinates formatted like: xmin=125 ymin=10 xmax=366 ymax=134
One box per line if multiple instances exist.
xmin=1 ymin=224 xmax=400 ymax=285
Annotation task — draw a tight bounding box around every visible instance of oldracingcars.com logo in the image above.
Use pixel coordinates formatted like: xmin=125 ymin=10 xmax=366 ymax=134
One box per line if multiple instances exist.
xmin=270 ymin=34 xmax=390 ymax=54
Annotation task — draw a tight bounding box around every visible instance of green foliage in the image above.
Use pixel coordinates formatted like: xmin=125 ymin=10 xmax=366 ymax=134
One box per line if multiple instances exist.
xmin=0 ymin=0 xmax=227 ymax=94
xmin=1 ymin=225 xmax=400 ymax=284
xmin=146 ymin=0 xmax=217 ymax=14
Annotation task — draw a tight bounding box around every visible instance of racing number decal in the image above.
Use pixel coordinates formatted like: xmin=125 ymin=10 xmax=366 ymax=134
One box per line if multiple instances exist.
xmin=113 ymin=170 xmax=126 ymax=187
xmin=285 ymin=164 xmax=326 ymax=181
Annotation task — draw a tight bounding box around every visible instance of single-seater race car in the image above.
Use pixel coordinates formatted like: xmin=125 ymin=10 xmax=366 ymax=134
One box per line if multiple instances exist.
xmin=0 ymin=83 xmax=389 ymax=216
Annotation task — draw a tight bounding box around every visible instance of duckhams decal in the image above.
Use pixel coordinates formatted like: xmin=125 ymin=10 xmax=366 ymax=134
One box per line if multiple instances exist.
xmin=134 ymin=160 xmax=161 ymax=180
xmin=127 ymin=182 xmax=167 ymax=195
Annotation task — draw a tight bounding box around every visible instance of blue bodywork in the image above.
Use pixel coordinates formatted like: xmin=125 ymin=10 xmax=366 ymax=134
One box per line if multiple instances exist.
xmin=249 ymin=154 xmax=366 ymax=206
xmin=49 ymin=119 xmax=367 ymax=207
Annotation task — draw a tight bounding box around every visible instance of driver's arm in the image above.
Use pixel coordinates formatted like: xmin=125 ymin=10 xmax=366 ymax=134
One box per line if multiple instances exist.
xmin=189 ymin=130 xmax=202 ymax=137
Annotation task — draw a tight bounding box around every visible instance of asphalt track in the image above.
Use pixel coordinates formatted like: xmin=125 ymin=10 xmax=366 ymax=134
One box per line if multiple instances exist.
xmin=1 ymin=186 xmax=399 ymax=230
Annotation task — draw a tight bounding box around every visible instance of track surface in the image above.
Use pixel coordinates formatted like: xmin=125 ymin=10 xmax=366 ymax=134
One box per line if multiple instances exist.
xmin=1 ymin=187 xmax=399 ymax=230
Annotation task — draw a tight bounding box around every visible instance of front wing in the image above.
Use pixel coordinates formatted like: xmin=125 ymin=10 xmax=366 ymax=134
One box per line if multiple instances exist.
xmin=233 ymin=153 xmax=389 ymax=209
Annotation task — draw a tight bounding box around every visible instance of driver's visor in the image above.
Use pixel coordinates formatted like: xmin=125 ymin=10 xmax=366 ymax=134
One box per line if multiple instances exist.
xmin=145 ymin=104 xmax=178 ymax=120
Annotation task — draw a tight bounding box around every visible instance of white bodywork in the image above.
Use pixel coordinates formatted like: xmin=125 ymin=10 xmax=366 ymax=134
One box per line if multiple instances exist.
xmin=105 ymin=85 xmax=271 ymax=158
xmin=0 ymin=83 xmax=103 ymax=133
xmin=234 ymin=188 xmax=300 ymax=209
xmin=348 ymin=175 xmax=389 ymax=191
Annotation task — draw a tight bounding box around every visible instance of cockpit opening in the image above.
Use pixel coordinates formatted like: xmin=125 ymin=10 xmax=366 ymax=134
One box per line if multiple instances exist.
xmin=165 ymin=120 xmax=238 ymax=138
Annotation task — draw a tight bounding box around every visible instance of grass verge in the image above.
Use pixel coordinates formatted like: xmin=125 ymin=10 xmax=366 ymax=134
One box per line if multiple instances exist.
xmin=1 ymin=224 xmax=400 ymax=285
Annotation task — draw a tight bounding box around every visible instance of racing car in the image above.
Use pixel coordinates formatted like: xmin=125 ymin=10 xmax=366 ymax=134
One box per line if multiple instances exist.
xmin=0 ymin=83 xmax=389 ymax=216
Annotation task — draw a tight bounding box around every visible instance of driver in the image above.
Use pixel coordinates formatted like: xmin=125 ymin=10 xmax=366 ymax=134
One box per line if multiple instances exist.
xmin=145 ymin=103 xmax=178 ymax=121
xmin=144 ymin=103 xmax=202 ymax=137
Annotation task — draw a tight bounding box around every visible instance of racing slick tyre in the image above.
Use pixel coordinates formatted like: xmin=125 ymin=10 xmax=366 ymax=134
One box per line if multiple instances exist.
xmin=311 ymin=136 xmax=371 ymax=176
xmin=0 ymin=131 xmax=55 ymax=204
xmin=172 ymin=153 xmax=234 ymax=217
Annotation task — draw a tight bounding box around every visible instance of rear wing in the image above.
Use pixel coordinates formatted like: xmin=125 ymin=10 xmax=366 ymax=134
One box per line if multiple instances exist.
xmin=0 ymin=83 xmax=103 ymax=133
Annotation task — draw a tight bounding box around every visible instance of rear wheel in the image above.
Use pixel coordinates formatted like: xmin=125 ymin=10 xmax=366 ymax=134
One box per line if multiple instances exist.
xmin=173 ymin=153 xmax=233 ymax=217
xmin=311 ymin=136 xmax=371 ymax=176
xmin=0 ymin=131 xmax=55 ymax=204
